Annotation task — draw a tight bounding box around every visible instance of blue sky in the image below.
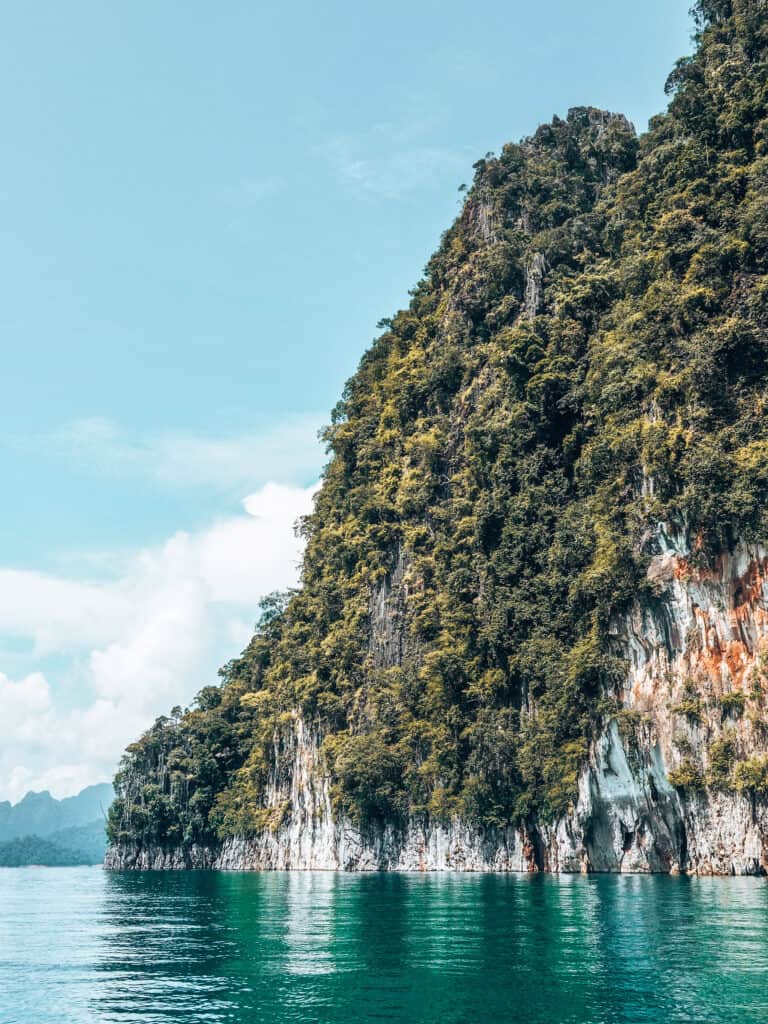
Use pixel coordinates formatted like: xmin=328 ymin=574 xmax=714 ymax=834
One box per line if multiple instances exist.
xmin=0 ymin=0 xmax=694 ymax=800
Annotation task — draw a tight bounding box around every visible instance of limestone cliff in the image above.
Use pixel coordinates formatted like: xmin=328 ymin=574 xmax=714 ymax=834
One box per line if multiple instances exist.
xmin=106 ymin=536 xmax=768 ymax=875
xmin=106 ymin=1 xmax=768 ymax=874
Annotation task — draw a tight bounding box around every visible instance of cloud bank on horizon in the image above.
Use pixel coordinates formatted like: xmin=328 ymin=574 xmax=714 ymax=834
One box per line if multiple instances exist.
xmin=0 ymin=418 xmax=321 ymax=804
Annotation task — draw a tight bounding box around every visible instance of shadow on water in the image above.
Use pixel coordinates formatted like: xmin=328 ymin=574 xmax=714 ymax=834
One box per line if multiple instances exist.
xmin=1 ymin=868 xmax=767 ymax=1023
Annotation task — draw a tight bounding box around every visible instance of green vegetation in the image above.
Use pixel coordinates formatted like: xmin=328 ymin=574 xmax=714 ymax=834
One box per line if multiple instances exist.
xmin=718 ymin=692 xmax=746 ymax=717
xmin=673 ymin=732 xmax=694 ymax=756
xmin=109 ymin=1 xmax=768 ymax=849
xmin=0 ymin=824 xmax=105 ymax=867
xmin=706 ymin=738 xmax=736 ymax=790
xmin=668 ymin=760 xmax=705 ymax=791
xmin=46 ymin=821 xmax=109 ymax=864
xmin=671 ymin=700 xmax=703 ymax=724
xmin=733 ymin=755 xmax=768 ymax=796
xmin=613 ymin=708 xmax=648 ymax=743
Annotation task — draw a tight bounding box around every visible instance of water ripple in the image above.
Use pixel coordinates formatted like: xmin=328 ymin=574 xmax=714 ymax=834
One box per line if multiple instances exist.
xmin=0 ymin=869 xmax=767 ymax=1023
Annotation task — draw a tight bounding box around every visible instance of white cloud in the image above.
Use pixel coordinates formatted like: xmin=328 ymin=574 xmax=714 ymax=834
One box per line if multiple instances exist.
xmin=0 ymin=570 xmax=133 ymax=656
xmin=11 ymin=415 xmax=324 ymax=492
xmin=218 ymin=176 xmax=281 ymax=205
xmin=0 ymin=481 xmax=317 ymax=803
xmin=320 ymin=121 xmax=469 ymax=199
xmin=0 ymin=672 xmax=52 ymax=730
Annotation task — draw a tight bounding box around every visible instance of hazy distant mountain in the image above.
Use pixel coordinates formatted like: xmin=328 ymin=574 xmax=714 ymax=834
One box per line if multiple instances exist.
xmin=0 ymin=820 xmax=109 ymax=867
xmin=0 ymin=784 xmax=113 ymax=843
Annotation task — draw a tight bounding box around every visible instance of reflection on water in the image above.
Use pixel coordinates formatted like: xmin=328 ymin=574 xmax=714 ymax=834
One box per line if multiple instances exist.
xmin=0 ymin=867 xmax=767 ymax=1023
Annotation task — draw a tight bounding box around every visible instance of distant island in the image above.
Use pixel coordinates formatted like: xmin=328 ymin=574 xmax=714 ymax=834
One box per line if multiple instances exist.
xmin=0 ymin=784 xmax=112 ymax=866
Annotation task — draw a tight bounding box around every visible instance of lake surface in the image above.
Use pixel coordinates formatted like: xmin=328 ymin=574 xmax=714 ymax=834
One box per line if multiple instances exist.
xmin=1 ymin=868 xmax=767 ymax=1023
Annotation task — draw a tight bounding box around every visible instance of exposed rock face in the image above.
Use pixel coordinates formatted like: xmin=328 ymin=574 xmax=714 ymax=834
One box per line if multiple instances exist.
xmin=523 ymin=252 xmax=546 ymax=318
xmin=106 ymin=538 xmax=768 ymax=875
xmin=369 ymin=545 xmax=410 ymax=669
xmin=595 ymin=536 xmax=768 ymax=876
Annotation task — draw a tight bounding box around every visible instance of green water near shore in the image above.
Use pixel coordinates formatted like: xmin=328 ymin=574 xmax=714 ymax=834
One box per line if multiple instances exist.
xmin=1 ymin=868 xmax=767 ymax=1022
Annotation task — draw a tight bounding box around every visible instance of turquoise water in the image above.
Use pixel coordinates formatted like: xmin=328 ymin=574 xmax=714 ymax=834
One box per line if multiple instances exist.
xmin=1 ymin=869 xmax=767 ymax=1023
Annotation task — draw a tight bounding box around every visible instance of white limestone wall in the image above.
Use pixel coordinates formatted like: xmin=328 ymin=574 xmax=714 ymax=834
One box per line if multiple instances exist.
xmin=106 ymin=538 xmax=768 ymax=875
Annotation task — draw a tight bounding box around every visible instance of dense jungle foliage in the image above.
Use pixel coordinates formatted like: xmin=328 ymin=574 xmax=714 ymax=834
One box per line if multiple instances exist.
xmin=108 ymin=0 xmax=768 ymax=850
